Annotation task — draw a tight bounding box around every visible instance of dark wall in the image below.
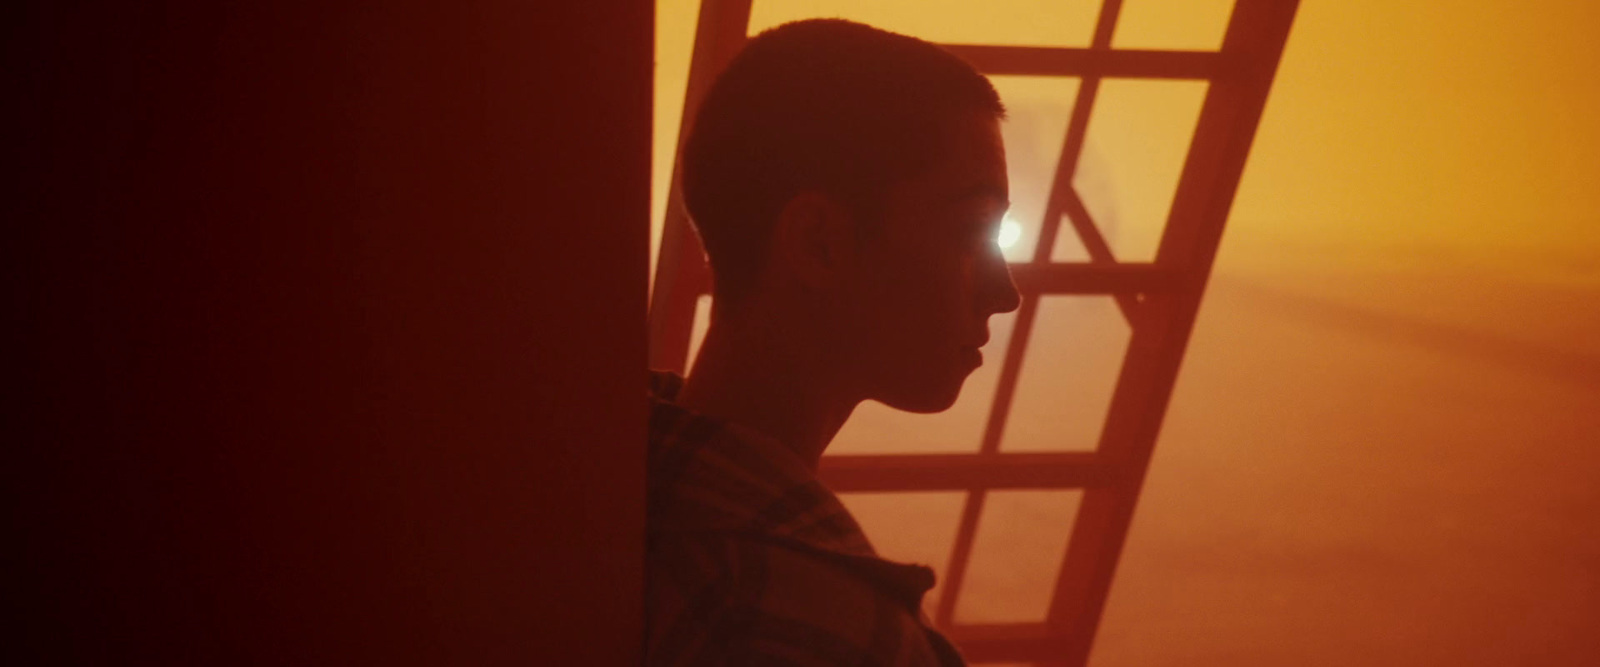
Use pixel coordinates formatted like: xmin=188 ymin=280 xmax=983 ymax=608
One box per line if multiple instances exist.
xmin=10 ymin=2 xmax=649 ymax=664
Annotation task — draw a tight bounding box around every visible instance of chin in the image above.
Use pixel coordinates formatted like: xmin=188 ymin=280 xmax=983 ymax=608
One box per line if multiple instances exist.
xmin=878 ymin=378 xmax=965 ymax=414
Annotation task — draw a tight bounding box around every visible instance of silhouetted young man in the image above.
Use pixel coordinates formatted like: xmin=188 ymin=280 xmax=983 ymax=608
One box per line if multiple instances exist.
xmin=647 ymin=19 xmax=1020 ymax=666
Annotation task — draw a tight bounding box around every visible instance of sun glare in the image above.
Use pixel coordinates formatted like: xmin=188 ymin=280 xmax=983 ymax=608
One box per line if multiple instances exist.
xmin=998 ymin=214 xmax=1022 ymax=250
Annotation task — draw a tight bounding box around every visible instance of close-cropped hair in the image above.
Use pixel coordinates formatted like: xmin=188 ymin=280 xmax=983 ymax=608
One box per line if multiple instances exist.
xmin=681 ymin=18 xmax=1005 ymax=304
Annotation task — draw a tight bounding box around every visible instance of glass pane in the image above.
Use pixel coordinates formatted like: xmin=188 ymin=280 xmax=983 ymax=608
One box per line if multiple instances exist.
xmin=829 ymin=310 xmax=1018 ymax=454
xmin=1049 ymin=213 xmax=1095 ymax=262
xmin=1112 ymin=0 xmax=1235 ymax=51
xmin=954 ymin=490 xmax=1083 ymax=624
xmin=1072 ymin=79 xmax=1209 ymax=262
xmin=838 ymin=491 xmax=967 ymax=617
xmin=1002 ymin=296 xmax=1130 ymax=452
xmin=991 ymin=76 xmax=1082 ymax=263
xmin=748 ymin=0 xmax=1103 ymax=48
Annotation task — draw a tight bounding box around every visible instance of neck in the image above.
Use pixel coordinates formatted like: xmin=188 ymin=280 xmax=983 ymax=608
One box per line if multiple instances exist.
xmin=675 ymin=309 xmax=857 ymax=472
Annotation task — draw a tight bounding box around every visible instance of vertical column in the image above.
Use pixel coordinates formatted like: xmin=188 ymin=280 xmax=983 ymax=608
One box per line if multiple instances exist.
xmin=11 ymin=1 xmax=652 ymax=663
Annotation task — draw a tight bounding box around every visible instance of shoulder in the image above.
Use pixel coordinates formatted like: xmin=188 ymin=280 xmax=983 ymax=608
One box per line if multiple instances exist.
xmin=646 ymin=532 xmax=941 ymax=667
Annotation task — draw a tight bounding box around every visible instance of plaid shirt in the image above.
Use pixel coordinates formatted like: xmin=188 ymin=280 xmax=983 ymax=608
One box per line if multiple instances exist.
xmin=646 ymin=371 xmax=965 ymax=666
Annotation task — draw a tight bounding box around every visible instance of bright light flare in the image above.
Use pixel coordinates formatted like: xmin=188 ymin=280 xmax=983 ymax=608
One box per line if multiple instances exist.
xmin=998 ymin=214 xmax=1022 ymax=250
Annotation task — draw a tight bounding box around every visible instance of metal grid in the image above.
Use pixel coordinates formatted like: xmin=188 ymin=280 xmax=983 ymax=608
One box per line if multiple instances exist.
xmin=648 ymin=1 xmax=1300 ymax=663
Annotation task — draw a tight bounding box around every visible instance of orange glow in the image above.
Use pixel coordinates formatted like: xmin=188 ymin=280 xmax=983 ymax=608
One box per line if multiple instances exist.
xmin=655 ymin=1 xmax=1600 ymax=664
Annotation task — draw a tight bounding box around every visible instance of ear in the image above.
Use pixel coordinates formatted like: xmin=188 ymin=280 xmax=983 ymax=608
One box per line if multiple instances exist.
xmin=769 ymin=191 xmax=860 ymax=290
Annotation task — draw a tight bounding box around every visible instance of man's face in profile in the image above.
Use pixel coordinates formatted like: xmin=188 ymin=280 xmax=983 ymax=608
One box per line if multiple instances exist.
xmin=840 ymin=111 xmax=1020 ymax=413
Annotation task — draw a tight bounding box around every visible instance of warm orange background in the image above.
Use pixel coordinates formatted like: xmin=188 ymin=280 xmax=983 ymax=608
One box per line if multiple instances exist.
xmin=654 ymin=1 xmax=1600 ymax=664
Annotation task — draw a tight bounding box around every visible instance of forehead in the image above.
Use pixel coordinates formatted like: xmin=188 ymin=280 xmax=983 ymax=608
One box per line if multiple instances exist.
xmin=886 ymin=112 xmax=1009 ymax=214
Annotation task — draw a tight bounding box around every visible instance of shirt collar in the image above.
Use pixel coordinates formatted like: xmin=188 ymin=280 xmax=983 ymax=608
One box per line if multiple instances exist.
xmin=647 ymin=371 xmax=877 ymax=557
xmin=646 ymin=371 xmax=943 ymax=620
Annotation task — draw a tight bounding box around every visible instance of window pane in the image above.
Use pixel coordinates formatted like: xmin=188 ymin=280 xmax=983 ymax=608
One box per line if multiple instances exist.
xmin=1112 ymin=0 xmax=1235 ymax=51
xmin=1071 ymin=79 xmax=1209 ymax=262
xmin=955 ymin=490 xmax=1083 ymax=623
xmin=1003 ymin=296 xmax=1131 ymax=452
